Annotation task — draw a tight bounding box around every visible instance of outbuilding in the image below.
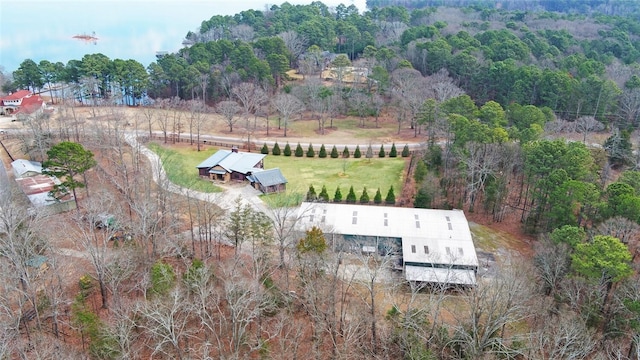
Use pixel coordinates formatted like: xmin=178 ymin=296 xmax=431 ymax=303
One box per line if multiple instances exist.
xmin=297 ymin=202 xmax=479 ymax=286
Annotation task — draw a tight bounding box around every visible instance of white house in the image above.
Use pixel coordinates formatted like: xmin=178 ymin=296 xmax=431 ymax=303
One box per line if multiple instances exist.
xmin=297 ymin=202 xmax=479 ymax=286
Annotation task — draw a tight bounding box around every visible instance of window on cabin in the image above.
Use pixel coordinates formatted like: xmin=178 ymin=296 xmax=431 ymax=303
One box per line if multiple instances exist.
xmin=411 ymin=245 xmax=416 ymax=253
xmin=424 ymin=246 xmax=429 ymax=254
xmin=448 ymin=223 xmax=453 ymax=230
xmin=458 ymin=248 xmax=464 ymax=256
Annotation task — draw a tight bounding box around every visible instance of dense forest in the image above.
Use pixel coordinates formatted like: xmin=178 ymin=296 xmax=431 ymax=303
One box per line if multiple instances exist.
xmin=2 ymin=1 xmax=640 ymax=359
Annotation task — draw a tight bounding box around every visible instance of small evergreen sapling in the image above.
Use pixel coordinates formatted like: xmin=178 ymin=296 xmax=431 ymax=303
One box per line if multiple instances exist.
xmin=261 ymin=143 xmax=269 ymax=154
xmin=273 ymin=142 xmax=281 ymax=155
xmin=319 ymin=144 xmax=327 ymax=158
xmin=319 ymin=185 xmax=329 ymax=201
xmin=307 ymin=185 xmax=317 ymax=201
xmin=306 ymin=143 xmax=315 ymax=157
xmin=366 ymin=144 xmax=373 ymax=158
xmin=401 ymin=144 xmax=410 ymax=157
xmin=360 ymin=187 xmax=370 ymax=203
xmin=346 ymin=186 xmax=357 ymax=203
xmin=330 ymin=145 xmax=339 ymax=158
xmin=342 ymin=146 xmax=350 ymax=158
xmin=379 ymin=144 xmax=385 ymax=157
xmin=385 ymin=186 xmax=395 ymax=205
xmin=283 ymin=142 xmax=291 ymax=156
xmin=295 ymin=143 xmax=303 ymax=157
xmin=354 ymin=145 xmax=362 ymax=158
xmin=389 ymin=143 xmax=397 ymax=157
xmin=334 ymin=186 xmax=343 ymax=202
xmin=374 ymin=188 xmax=382 ymax=204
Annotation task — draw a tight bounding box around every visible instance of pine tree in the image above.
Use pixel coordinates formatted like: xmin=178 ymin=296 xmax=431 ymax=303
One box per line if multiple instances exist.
xmin=389 ymin=143 xmax=398 ymax=157
xmin=273 ymin=142 xmax=281 ymax=155
xmin=295 ymin=143 xmax=303 ymax=157
xmin=334 ymin=186 xmax=343 ymax=202
xmin=379 ymin=144 xmax=385 ymax=157
xmin=342 ymin=146 xmax=350 ymax=158
xmin=385 ymin=186 xmax=396 ymax=205
xmin=330 ymin=145 xmax=339 ymax=158
xmin=283 ymin=142 xmax=291 ymax=156
xmin=319 ymin=144 xmax=327 ymax=158
xmin=374 ymin=188 xmax=382 ymax=204
xmin=307 ymin=185 xmax=317 ymax=201
xmin=346 ymin=186 xmax=357 ymax=203
xmin=354 ymin=145 xmax=362 ymax=158
xmin=360 ymin=187 xmax=370 ymax=203
xmin=401 ymin=144 xmax=410 ymax=157
xmin=261 ymin=143 xmax=269 ymax=154
xmin=319 ymin=185 xmax=329 ymax=201
xmin=366 ymin=144 xmax=373 ymax=158
xmin=307 ymin=143 xmax=315 ymax=157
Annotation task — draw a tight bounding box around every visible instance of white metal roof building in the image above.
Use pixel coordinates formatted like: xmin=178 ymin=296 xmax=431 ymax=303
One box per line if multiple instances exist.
xmin=297 ymin=202 xmax=478 ymax=286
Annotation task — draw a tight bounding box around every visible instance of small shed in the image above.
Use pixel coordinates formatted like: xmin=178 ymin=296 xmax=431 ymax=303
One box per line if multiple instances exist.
xmin=11 ymin=159 xmax=42 ymax=178
xmin=248 ymin=168 xmax=287 ymax=193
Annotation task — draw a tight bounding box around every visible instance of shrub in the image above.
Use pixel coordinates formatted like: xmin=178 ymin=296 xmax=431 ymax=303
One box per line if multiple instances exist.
xmin=319 ymin=185 xmax=329 ymax=201
xmin=149 ymin=261 xmax=176 ymax=297
xmin=346 ymin=186 xmax=357 ymax=203
xmin=306 ymin=143 xmax=315 ymax=157
xmin=273 ymin=142 xmax=281 ymax=155
xmin=331 ymin=145 xmax=339 ymax=158
xmin=295 ymin=143 xmax=303 ymax=157
xmin=261 ymin=143 xmax=269 ymax=154
xmin=379 ymin=145 xmax=385 ymax=158
xmin=360 ymin=187 xmax=370 ymax=203
xmin=334 ymin=186 xmax=343 ymax=202
xmin=283 ymin=142 xmax=291 ymax=156
xmin=389 ymin=143 xmax=398 ymax=157
xmin=366 ymin=145 xmax=373 ymax=158
xmin=319 ymin=144 xmax=327 ymax=158
xmin=374 ymin=188 xmax=382 ymax=204
xmin=354 ymin=145 xmax=362 ymax=158
xmin=414 ymin=160 xmax=428 ymax=182
xmin=342 ymin=146 xmax=350 ymax=158
xmin=401 ymin=144 xmax=410 ymax=157
xmin=385 ymin=186 xmax=396 ymax=205
xmin=306 ymin=185 xmax=317 ymax=201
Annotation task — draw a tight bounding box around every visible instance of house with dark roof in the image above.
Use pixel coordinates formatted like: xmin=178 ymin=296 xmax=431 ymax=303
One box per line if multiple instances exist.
xmin=247 ymin=168 xmax=288 ymax=193
xmin=196 ymin=147 xmax=266 ymax=182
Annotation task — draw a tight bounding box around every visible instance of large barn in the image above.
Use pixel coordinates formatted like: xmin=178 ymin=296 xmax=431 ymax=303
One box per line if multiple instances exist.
xmin=297 ymin=202 xmax=479 ymax=286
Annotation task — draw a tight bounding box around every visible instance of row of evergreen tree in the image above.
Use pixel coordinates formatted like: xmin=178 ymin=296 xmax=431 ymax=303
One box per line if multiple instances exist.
xmin=261 ymin=142 xmax=410 ymax=158
xmin=306 ymin=184 xmax=396 ymax=205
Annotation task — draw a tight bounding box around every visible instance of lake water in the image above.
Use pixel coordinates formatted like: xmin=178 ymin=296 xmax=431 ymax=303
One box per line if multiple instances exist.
xmin=1 ymin=0 xmax=369 ymax=72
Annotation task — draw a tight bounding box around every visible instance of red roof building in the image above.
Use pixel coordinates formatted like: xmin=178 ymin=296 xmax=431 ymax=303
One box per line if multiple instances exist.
xmin=1 ymin=90 xmax=45 ymax=115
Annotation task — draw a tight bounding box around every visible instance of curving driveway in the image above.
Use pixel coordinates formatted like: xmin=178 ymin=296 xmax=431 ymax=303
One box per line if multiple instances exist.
xmin=125 ymin=133 xmax=270 ymax=214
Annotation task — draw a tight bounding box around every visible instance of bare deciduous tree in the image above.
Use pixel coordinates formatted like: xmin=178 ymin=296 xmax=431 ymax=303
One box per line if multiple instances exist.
xmin=272 ymin=93 xmax=305 ymax=137
xmin=278 ymin=30 xmax=308 ymax=68
xmin=217 ymin=100 xmax=241 ymax=133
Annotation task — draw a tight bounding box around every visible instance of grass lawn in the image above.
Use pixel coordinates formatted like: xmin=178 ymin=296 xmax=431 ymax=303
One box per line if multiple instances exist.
xmin=270 ymin=116 xmax=400 ymax=139
xmin=263 ymin=155 xmax=407 ymax=203
xmin=147 ymin=142 xmax=222 ymax=193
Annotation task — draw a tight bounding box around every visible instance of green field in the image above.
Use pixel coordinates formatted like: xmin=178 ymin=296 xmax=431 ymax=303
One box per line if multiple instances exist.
xmin=147 ymin=142 xmax=222 ymax=193
xmin=264 ymin=155 xmax=407 ymax=201
xmin=147 ymin=142 xmax=407 ymax=203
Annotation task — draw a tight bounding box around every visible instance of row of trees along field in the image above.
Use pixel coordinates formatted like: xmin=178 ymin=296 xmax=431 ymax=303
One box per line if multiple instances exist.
xmin=5 ymin=2 xmax=640 ymax=125
xmin=3 ymin=1 xmax=640 ymax=358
